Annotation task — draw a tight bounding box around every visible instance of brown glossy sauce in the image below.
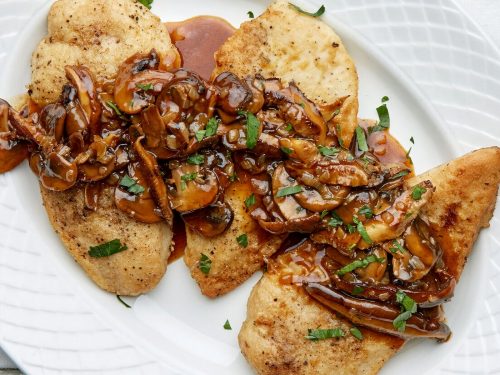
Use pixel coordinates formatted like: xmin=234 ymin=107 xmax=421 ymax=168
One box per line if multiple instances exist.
xmin=169 ymin=213 xmax=187 ymax=264
xmin=166 ymin=16 xmax=235 ymax=80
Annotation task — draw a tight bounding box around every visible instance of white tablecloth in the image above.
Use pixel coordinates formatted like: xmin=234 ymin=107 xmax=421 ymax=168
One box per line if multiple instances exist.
xmin=0 ymin=0 xmax=499 ymax=371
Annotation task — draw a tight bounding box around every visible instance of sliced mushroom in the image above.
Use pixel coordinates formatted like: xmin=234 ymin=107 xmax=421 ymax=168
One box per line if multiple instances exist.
xmin=141 ymin=105 xmax=179 ymax=159
xmin=182 ymin=201 xmax=233 ymax=237
xmin=114 ymin=162 xmax=163 ymax=223
xmin=65 ymin=66 xmax=101 ymax=134
xmin=168 ymin=163 xmax=219 ymax=213
xmin=214 ymin=71 xmax=252 ymax=114
xmin=7 ymin=106 xmax=55 ymax=152
xmin=258 ymin=213 xmax=320 ymax=234
xmin=360 ymin=180 xmax=434 ymax=248
xmin=76 ymin=136 xmax=117 ymax=182
xmin=306 ymin=283 xmax=451 ymax=340
xmin=311 ymin=226 xmax=361 ymax=256
xmin=36 ymin=150 xmax=78 ymax=191
xmin=0 ymin=100 xmax=29 ymax=173
xmin=114 ymin=50 xmax=174 ymax=114
xmin=272 ymin=163 xmax=307 ymax=220
xmin=40 ymin=103 xmax=66 ymax=142
xmin=134 ymin=136 xmax=173 ymax=223
xmin=279 ymin=137 xmax=320 ymax=166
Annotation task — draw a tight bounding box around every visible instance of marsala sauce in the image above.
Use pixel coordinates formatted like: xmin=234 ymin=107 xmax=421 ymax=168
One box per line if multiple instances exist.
xmin=162 ymin=16 xmax=235 ymax=262
xmin=166 ymin=16 xmax=235 ymax=81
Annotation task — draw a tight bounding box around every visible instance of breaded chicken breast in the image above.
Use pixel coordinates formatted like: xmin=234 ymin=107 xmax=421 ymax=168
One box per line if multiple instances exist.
xmin=32 ymin=0 xmax=178 ymax=295
xmin=239 ymin=147 xmax=500 ymax=374
xmin=185 ymin=0 xmax=359 ymax=298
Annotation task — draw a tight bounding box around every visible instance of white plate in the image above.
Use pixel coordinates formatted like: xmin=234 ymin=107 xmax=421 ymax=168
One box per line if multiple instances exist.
xmin=0 ymin=0 xmax=499 ymax=374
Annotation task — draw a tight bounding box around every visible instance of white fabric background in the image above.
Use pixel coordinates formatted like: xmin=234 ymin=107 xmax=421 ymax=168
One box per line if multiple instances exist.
xmin=0 ymin=0 xmax=498 ymax=371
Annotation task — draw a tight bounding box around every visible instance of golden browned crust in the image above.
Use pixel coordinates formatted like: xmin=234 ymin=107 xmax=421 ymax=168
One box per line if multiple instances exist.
xmin=41 ymin=186 xmax=172 ymax=296
xmin=408 ymin=146 xmax=500 ymax=279
xmin=184 ymin=180 xmax=285 ymax=297
xmin=30 ymin=0 xmax=176 ymax=105
xmin=239 ymin=272 xmax=404 ymax=375
xmin=214 ymin=0 xmax=358 ymax=147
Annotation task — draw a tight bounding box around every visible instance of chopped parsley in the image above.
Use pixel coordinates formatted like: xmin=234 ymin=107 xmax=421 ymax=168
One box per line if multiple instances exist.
xmin=318 ymin=145 xmax=340 ymax=157
xmin=336 ymin=124 xmax=345 ymax=148
xmin=247 ymin=11 xmax=254 ymax=18
xmin=411 ymin=185 xmax=427 ymax=200
xmin=352 ymin=285 xmax=364 ymax=295
xmin=223 ymin=320 xmax=232 ymax=330
xmin=390 ymin=240 xmax=406 ymax=254
xmin=350 ymin=327 xmax=363 ymax=340
xmin=196 ymin=117 xmax=219 ymax=142
xmin=305 ymin=327 xmax=344 ymax=341
xmin=239 ymin=111 xmax=260 ymax=149
xmin=181 ymin=172 xmax=198 ymax=191
xmin=138 ymin=0 xmax=154 ymax=9
xmin=320 ymin=210 xmax=329 ymax=219
xmin=187 ymin=154 xmax=205 ymax=165
xmin=353 ymin=216 xmax=373 ymax=244
xmin=328 ymin=212 xmax=343 ymax=227
xmin=369 ymin=97 xmax=391 ymax=133
xmin=229 ymin=173 xmax=238 ymax=182
xmin=392 ymin=170 xmax=410 ymax=180
xmin=393 ymin=291 xmax=418 ymax=332
xmin=410 ymin=136 xmax=415 ymax=144
xmin=245 ymin=193 xmax=256 ymax=209
xmin=276 ymin=185 xmax=303 ymax=197
xmin=136 ymin=83 xmax=154 ymax=91
xmin=346 ymin=223 xmax=357 ymax=234
xmin=117 ymin=295 xmax=131 ymax=308
xmin=336 ymin=254 xmax=384 ymax=277
xmin=199 ymin=253 xmax=212 ymax=275
xmin=358 ymin=205 xmax=373 ymax=219
xmin=285 ymin=123 xmax=294 ymax=132
xmin=89 ymin=239 xmax=127 ymax=258
xmin=237 ymin=234 xmax=248 ymax=248
xmin=290 ymin=3 xmax=325 ymax=17
xmin=281 ymin=147 xmax=293 ymax=155
xmin=106 ymin=101 xmax=124 ymax=117
xmin=119 ymin=175 xmax=145 ymax=195
xmin=355 ymin=126 xmax=369 ymax=152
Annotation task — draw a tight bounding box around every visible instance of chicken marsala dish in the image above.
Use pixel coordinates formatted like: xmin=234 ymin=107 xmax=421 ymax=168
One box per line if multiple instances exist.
xmin=1 ymin=0 xmax=499 ymax=374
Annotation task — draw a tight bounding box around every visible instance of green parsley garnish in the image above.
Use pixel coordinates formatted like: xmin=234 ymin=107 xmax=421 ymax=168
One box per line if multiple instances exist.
xmin=353 ymin=216 xmax=373 ymax=244
xmin=239 ymin=111 xmax=260 ymax=149
xmin=346 ymin=223 xmax=357 ymax=234
xmin=390 ymin=240 xmax=406 ymax=254
xmin=318 ymin=145 xmax=340 ymax=157
xmin=223 ymin=320 xmax=232 ymax=330
xmin=381 ymin=96 xmax=389 ymax=103
xmin=119 ymin=175 xmax=145 ymax=195
xmin=106 ymin=101 xmax=123 ymax=116
xmin=336 ymin=124 xmax=345 ymax=148
xmin=411 ymin=185 xmax=427 ymax=200
xmin=117 ymin=295 xmax=131 ymax=308
xmin=245 ymin=193 xmax=256 ymax=209
xmin=336 ymin=254 xmax=384 ymax=277
xmin=199 ymin=254 xmax=212 ymax=275
xmin=320 ymin=210 xmax=329 ymax=219
xmin=187 ymin=154 xmax=205 ymax=165
xmin=285 ymin=123 xmax=294 ymax=132
xmin=237 ymin=234 xmax=248 ymax=248
xmin=136 ymin=83 xmax=154 ymax=91
xmin=276 ymin=185 xmax=303 ymax=197
xmin=356 ymin=126 xmax=369 ymax=152
xmin=328 ymin=212 xmax=343 ymax=227
xmin=393 ymin=291 xmax=418 ymax=332
xmin=247 ymin=11 xmax=254 ymax=18
xmin=392 ymin=170 xmax=410 ymax=180
xmin=290 ymin=3 xmax=325 ymax=17
xmin=138 ymin=0 xmax=153 ymax=9
xmin=369 ymin=97 xmax=391 ymax=133
xmin=410 ymin=136 xmax=415 ymax=144
xmin=350 ymin=327 xmax=363 ymax=340
xmin=358 ymin=205 xmax=373 ymax=219
xmin=281 ymin=147 xmax=293 ymax=155
xmin=306 ymin=327 xmax=344 ymax=341
xmin=229 ymin=173 xmax=238 ymax=182
xmin=89 ymin=239 xmax=127 ymax=258
xmin=181 ymin=172 xmax=198 ymax=191
xmin=196 ymin=118 xmax=219 ymax=142
xmin=352 ymin=285 xmax=364 ymax=295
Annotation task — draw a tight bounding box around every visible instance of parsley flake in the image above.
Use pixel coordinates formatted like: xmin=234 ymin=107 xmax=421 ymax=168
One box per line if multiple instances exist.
xmin=305 ymin=327 xmax=344 ymax=341
xmin=237 ymin=234 xmax=248 ymax=248
xmin=119 ymin=175 xmax=145 ymax=195
xmin=187 ymin=154 xmax=205 ymax=165
xmin=245 ymin=193 xmax=256 ymax=209
xmin=318 ymin=145 xmax=340 ymax=157
xmin=352 ymin=285 xmax=364 ymax=295
xmin=336 ymin=254 xmax=384 ymax=277
xmin=223 ymin=320 xmax=232 ymax=330
xmin=281 ymin=147 xmax=293 ymax=155
xmin=358 ymin=205 xmax=373 ymax=219
xmin=247 ymin=11 xmax=254 ymax=18
xmin=350 ymin=327 xmax=363 ymax=340
xmin=276 ymin=185 xmax=303 ymax=197
xmin=290 ymin=3 xmax=325 ymax=17
xmin=117 ymin=295 xmax=131 ymax=308
xmin=353 ymin=216 xmax=373 ymax=244
xmin=199 ymin=253 xmax=212 ymax=275
xmin=369 ymin=97 xmax=391 ymax=133
xmin=136 ymin=83 xmax=154 ymax=91
xmin=356 ymin=126 xmax=369 ymax=152
xmin=239 ymin=111 xmax=260 ymax=149
xmin=138 ymin=0 xmax=154 ymax=9
xmin=411 ymin=185 xmax=427 ymax=200
xmin=393 ymin=291 xmax=418 ymax=332
xmin=89 ymin=239 xmax=127 ymax=258
xmin=328 ymin=212 xmax=343 ymax=227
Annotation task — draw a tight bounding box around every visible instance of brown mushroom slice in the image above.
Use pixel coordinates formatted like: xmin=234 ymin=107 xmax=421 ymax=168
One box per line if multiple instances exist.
xmin=306 ymin=283 xmax=451 ymax=340
xmin=293 ymin=184 xmax=349 ymax=212
xmin=360 ymin=180 xmax=434 ymax=248
xmin=40 ymin=103 xmax=66 ymax=142
xmin=134 ymin=136 xmax=173 ymax=223
xmin=245 ymin=76 xmax=265 ymax=113
xmin=272 ymin=164 xmax=307 ymax=220
xmin=114 ymin=50 xmax=174 ymax=114
xmin=279 ymin=138 xmax=320 ymax=166
xmin=182 ymin=201 xmax=233 ymax=237
xmin=314 ymin=158 xmax=370 ymax=187
xmin=38 ymin=151 xmax=78 ymax=191
xmin=352 ymin=247 xmax=388 ymax=283
xmin=8 ymin=107 xmax=55 ymax=152
xmin=140 ymin=105 xmax=180 ymax=159
xmin=258 ymin=213 xmax=320 ymax=234
xmin=168 ymin=163 xmax=219 ymax=213
xmin=65 ymin=100 xmax=89 ymax=139
xmin=65 ymin=66 xmax=101 ymax=133
xmin=311 ymin=227 xmax=361 ymax=256
xmin=0 ymin=133 xmax=29 ymax=173
xmin=213 ymin=71 xmax=253 ymax=114
xmin=114 ymin=162 xmax=162 ymax=224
